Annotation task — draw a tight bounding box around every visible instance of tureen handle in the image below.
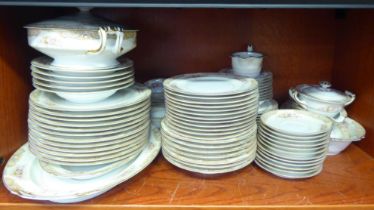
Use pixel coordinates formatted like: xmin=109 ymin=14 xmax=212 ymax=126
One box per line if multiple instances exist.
xmin=88 ymin=27 xmax=107 ymax=55
xmin=289 ymin=88 xmax=308 ymax=109
xmin=344 ymin=90 xmax=356 ymax=106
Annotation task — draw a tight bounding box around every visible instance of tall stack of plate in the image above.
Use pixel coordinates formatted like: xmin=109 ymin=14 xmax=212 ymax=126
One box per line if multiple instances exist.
xmin=161 ymin=73 xmax=258 ymax=175
xmin=256 ymin=110 xmax=333 ymax=179
xmin=28 ymin=85 xmax=151 ymax=179
xmin=220 ymin=69 xmax=278 ymax=118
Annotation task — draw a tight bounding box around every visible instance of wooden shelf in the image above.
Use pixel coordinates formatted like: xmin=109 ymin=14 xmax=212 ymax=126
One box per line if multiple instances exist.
xmin=0 ymin=144 xmax=373 ymax=209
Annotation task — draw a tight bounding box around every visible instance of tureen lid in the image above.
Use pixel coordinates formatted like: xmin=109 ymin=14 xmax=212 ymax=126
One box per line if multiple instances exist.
xmin=25 ymin=11 xmax=128 ymax=31
xmin=295 ymin=81 xmax=354 ymax=104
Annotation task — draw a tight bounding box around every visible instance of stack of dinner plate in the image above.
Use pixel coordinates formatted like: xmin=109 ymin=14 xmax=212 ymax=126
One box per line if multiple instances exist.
xmin=31 ymin=57 xmax=135 ymax=104
xmin=28 ymin=84 xmax=151 ymax=179
xmin=161 ymin=73 xmax=259 ymax=175
xmin=256 ymin=109 xmax=333 ymax=179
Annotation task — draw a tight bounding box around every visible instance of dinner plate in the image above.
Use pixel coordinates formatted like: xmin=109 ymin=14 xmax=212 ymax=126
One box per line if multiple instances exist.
xmin=164 ymin=73 xmax=257 ymax=96
xmin=28 ymin=114 xmax=149 ymax=132
xmin=29 ymin=108 xmax=149 ymax=128
xmin=3 ymin=128 xmax=161 ymax=203
xmin=31 ymin=56 xmax=133 ymax=72
xmin=29 ymin=130 xmax=148 ymax=153
xmin=32 ymin=71 xmax=134 ymax=85
xmin=164 ymin=87 xmax=258 ymax=100
xmin=29 ymin=102 xmax=150 ymax=123
xmin=31 ymin=66 xmax=133 ymax=80
xmin=29 ymin=99 xmax=150 ymax=118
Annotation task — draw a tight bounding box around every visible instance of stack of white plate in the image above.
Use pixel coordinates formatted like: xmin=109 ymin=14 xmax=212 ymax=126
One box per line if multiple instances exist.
xmin=256 ymin=110 xmax=333 ymax=179
xmin=220 ymin=69 xmax=273 ymax=102
xmin=31 ymin=57 xmax=135 ymax=104
xmin=161 ymin=73 xmax=259 ymax=175
xmin=28 ymin=84 xmax=151 ymax=179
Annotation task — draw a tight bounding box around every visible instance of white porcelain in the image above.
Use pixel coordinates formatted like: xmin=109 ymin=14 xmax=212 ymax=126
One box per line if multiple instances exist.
xmin=3 ymin=128 xmax=161 ymax=203
xmin=261 ymin=109 xmax=333 ymax=136
xmin=256 ymin=111 xmax=331 ymax=179
xmin=327 ymin=117 xmax=366 ymax=155
xmin=231 ymin=51 xmax=263 ymax=77
xmin=25 ymin=11 xmax=137 ymax=68
xmin=164 ymin=73 xmax=258 ymax=96
xmin=330 ymin=117 xmax=366 ymax=141
xmin=30 ymin=84 xmax=151 ymax=112
xmin=289 ymin=81 xmax=355 ymax=117
xmin=327 ymin=140 xmax=352 ymax=156
xmin=145 ymin=78 xmax=165 ymax=104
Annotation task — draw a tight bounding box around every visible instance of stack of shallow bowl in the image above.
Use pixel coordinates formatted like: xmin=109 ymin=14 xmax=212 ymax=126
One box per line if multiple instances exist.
xmin=256 ymin=109 xmax=333 ymax=179
xmin=161 ymin=73 xmax=258 ymax=175
xmin=31 ymin=57 xmax=135 ymax=103
xmin=3 ymin=10 xmax=162 ymax=203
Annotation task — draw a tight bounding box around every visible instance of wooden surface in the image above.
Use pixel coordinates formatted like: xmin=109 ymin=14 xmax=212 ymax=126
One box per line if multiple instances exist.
xmin=0 ymin=144 xmax=373 ymax=209
xmin=331 ymin=10 xmax=374 ymax=157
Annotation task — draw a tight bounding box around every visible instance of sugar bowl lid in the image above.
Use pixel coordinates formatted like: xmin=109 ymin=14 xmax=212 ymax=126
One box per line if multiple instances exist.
xmin=25 ymin=10 xmax=126 ymax=31
xmin=295 ymin=81 xmax=355 ymax=105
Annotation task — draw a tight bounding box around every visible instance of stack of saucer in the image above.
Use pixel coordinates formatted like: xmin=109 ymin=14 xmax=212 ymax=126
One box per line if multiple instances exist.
xmin=145 ymin=78 xmax=166 ymax=128
xmin=161 ymin=73 xmax=258 ymax=175
xmin=256 ymin=110 xmax=333 ymax=179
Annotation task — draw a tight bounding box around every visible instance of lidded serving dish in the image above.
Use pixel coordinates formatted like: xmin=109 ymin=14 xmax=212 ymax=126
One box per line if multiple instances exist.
xmin=289 ymin=81 xmax=355 ymax=118
xmin=25 ymin=9 xmax=137 ymax=68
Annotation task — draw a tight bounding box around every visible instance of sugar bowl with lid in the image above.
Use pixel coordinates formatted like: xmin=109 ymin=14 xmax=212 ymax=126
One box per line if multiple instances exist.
xmin=289 ymin=81 xmax=355 ymax=119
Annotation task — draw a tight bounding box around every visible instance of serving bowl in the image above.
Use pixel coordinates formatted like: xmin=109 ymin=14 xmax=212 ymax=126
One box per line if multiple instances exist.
xmin=25 ymin=11 xmax=137 ymax=68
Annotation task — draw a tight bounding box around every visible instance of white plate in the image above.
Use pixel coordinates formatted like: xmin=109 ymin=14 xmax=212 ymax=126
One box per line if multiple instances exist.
xmin=164 ymin=92 xmax=256 ymax=105
xmin=29 ymin=108 xmax=149 ymax=128
xmin=29 ymin=102 xmax=150 ymax=123
xmin=163 ymin=148 xmax=255 ymax=174
xmin=3 ymin=127 xmax=161 ymax=203
xmin=164 ymin=88 xmax=258 ymax=100
xmin=28 ymin=114 xmax=149 ymax=132
xmin=33 ymin=78 xmax=133 ymax=91
xmin=30 ymin=130 xmax=148 ymax=153
xmin=166 ymin=107 xmax=257 ymax=121
xmin=32 ymin=70 xmax=134 ymax=85
xmin=30 ymin=84 xmax=151 ymax=112
xmin=31 ymin=56 xmax=133 ymax=72
xmin=261 ymin=110 xmax=333 ymax=136
xmin=164 ymin=73 xmax=257 ymax=96
xmin=161 ymin=121 xmax=257 ymax=143
xmin=29 ymin=99 xmax=150 ymax=119
xmin=32 ymin=66 xmax=133 ymax=80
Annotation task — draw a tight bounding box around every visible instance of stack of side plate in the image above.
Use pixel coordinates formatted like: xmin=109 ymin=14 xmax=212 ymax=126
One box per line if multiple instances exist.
xmin=28 ymin=84 xmax=151 ymax=180
xmin=161 ymin=73 xmax=259 ymax=174
xmin=256 ymin=110 xmax=333 ymax=179
xmin=31 ymin=57 xmax=135 ymax=103
xmin=220 ymin=69 xmax=273 ymax=102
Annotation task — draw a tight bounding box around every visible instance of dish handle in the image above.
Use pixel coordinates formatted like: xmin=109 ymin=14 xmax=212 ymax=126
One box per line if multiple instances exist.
xmin=88 ymin=27 xmax=108 ymax=55
xmin=289 ymin=88 xmax=308 ymax=109
xmin=344 ymin=90 xmax=356 ymax=106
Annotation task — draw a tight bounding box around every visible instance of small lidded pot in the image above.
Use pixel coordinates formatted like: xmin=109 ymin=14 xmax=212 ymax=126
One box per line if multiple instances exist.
xmin=25 ymin=10 xmax=137 ymax=68
xmin=289 ymin=81 xmax=355 ymax=118
xmin=231 ymin=45 xmax=263 ymax=77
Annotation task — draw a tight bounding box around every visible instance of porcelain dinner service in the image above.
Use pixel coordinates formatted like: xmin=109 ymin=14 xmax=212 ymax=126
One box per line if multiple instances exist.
xmin=160 ymin=73 xmax=259 ymax=175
